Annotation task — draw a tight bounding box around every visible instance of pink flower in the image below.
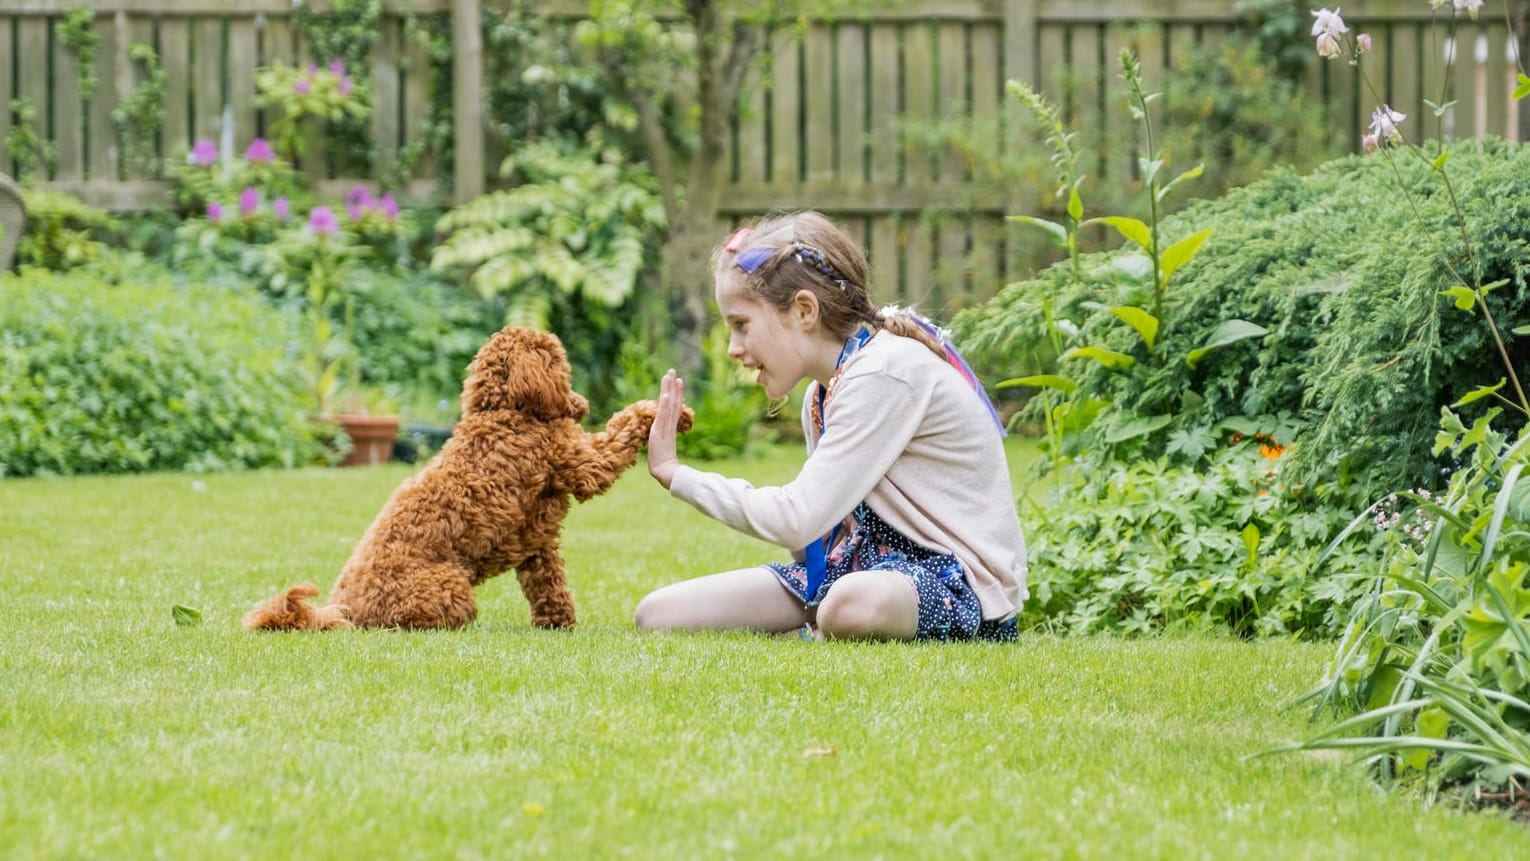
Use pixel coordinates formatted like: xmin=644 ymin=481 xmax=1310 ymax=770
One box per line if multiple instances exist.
xmin=1356 ymin=33 xmax=1372 ymax=54
xmin=294 ymin=77 xmax=311 ymax=95
xmin=206 ymin=201 xmax=224 ymax=222
xmin=1362 ymin=133 xmax=1380 ymax=154
xmin=308 ymin=206 xmax=339 ymax=235
xmin=340 ymin=76 xmax=354 ymax=97
xmin=238 ymin=187 xmax=261 ymax=217
xmin=273 ymin=196 xmax=291 ymax=220
xmin=329 ymin=59 xmax=346 ymax=77
xmin=345 ymin=185 xmax=376 ymax=221
xmin=245 ymin=138 xmax=275 ymax=162
xmin=380 ymin=193 xmax=399 ymax=220
xmin=1316 ymin=33 xmax=1342 ymax=58
xmin=190 ymin=138 xmax=218 ymax=167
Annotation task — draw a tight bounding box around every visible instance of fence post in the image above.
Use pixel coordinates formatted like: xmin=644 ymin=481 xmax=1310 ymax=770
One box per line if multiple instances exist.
xmin=451 ymin=0 xmax=484 ymax=204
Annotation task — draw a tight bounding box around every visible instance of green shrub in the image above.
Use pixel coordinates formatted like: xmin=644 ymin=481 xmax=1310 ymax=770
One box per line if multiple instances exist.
xmin=956 ymin=139 xmax=1530 ymax=500
xmin=0 ymin=262 xmax=319 ymax=476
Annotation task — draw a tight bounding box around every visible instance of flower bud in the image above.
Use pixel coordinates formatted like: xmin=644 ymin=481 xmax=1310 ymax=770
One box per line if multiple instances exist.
xmin=1316 ymin=33 xmax=1342 ymax=59
xmin=1362 ymin=133 xmax=1380 ymax=154
xmin=1357 ymin=33 xmax=1372 ymax=54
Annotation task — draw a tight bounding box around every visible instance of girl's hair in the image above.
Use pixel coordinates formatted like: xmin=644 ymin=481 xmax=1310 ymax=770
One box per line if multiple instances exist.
xmin=713 ymin=210 xmax=947 ymax=359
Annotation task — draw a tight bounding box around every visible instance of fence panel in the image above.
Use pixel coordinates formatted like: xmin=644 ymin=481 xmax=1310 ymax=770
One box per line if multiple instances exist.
xmin=0 ymin=0 xmax=1526 ymax=307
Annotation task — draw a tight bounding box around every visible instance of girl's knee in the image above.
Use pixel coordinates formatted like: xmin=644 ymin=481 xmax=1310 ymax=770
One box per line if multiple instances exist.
xmin=817 ymin=572 xmax=917 ymax=640
xmin=632 ymin=589 xmax=670 ymax=631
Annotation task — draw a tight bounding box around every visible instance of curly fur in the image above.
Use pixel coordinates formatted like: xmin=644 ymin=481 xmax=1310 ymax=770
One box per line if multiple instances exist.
xmin=243 ymin=326 xmax=690 ymax=631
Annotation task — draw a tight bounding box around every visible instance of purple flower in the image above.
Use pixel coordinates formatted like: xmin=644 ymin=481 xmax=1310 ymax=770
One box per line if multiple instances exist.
xmin=346 ymin=185 xmax=376 ymax=221
xmin=340 ymin=76 xmax=354 ymax=97
xmin=206 ymin=201 xmax=224 ymax=222
xmin=329 ymin=59 xmax=347 ymax=77
xmin=273 ymin=196 xmax=292 ymax=220
xmin=380 ymin=193 xmax=399 ymax=220
xmin=294 ymin=77 xmax=311 ymax=95
xmin=307 ymin=63 xmax=319 ymax=77
xmin=308 ymin=206 xmax=339 ymax=235
xmin=238 ymin=187 xmax=261 ymax=217
xmin=245 ymin=138 xmax=275 ymax=163
xmin=191 ymin=138 xmax=218 ymax=167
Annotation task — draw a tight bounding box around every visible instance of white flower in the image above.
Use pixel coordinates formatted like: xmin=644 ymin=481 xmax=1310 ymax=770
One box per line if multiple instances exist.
xmin=1454 ymin=0 xmax=1484 ymax=19
xmin=1316 ymin=33 xmax=1342 ymax=58
xmin=1369 ymin=105 xmax=1406 ymax=143
xmin=1311 ymin=8 xmax=1348 ymax=38
xmin=1362 ymin=133 xmax=1380 ymax=154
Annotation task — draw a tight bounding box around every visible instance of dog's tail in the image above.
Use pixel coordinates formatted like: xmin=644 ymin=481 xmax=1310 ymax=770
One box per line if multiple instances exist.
xmin=242 ymin=583 xmax=354 ymax=631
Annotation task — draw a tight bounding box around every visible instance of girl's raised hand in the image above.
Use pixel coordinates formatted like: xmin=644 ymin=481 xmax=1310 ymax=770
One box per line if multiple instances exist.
xmin=648 ymin=369 xmax=685 ymax=489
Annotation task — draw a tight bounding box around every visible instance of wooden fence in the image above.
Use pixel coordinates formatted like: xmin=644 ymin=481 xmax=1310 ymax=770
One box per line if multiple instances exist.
xmin=0 ymin=0 xmax=1526 ymax=312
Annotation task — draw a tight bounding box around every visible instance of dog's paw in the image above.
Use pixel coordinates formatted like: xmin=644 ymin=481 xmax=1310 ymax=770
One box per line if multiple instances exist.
xmin=677 ymin=405 xmax=695 ymax=433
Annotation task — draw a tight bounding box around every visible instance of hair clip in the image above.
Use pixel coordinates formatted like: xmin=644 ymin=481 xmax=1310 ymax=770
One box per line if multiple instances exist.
xmin=735 ymin=246 xmax=775 ymax=274
xmin=723 ymin=227 xmax=752 ymax=253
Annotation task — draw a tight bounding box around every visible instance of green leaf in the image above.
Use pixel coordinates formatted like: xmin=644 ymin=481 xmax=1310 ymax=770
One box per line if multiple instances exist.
xmin=1155 ymin=163 xmax=1205 ymax=203
xmin=1160 ymin=228 xmax=1213 ymax=285
xmin=1515 ymin=325 xmax=1530 ymax=336
xmin=997 ymin=374 xmax=1077 ymax=393
xmin=1087 ymin=216 xmax=1153 ymax=251
xmin=172 ymin=605 xmax=202 ymax=627
xmin=1424 ymin=98 xmax=1456 ymax=117
xmin=1109 ymin=306 xmax=1159 ymax=350
xmin=1402 ymin=706 xmax=1451 ymax=771
xmin=1513 ymin=72 xmax=1530 ymax=100
xmin=1186 ymin=319 xmax=1269 ymax=368
xmin=1440 ymin=285 xmax=1478 ymax=311
xmin=1061 ymin=345 xmax=1136 ymax=370
xmin=1452 ymin=379 xmax=1506 ymax=407
xmin=1066 ymin=187 xmax=1084 ymax=222
xmin=1431 ymin=150 xmax=1450 ymax=170
xmin=1008 ymin=215 xmax=1068 ymax=247
xmin=1102 ymin=412 xmax=1173 ymax=443
xmin=1138 ymin=157 xmax=1163 ymax=187
xmin=1241 ymin=523 xmax=1260 ymax=567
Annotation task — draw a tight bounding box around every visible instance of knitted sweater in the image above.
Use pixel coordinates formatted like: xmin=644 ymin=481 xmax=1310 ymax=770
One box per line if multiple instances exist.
xmin=669 ymin=330 xmax=1029 ymax=620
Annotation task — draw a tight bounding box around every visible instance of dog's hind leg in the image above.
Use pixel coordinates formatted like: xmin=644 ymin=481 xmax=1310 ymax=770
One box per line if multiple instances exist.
xmin=516 ymin=551 xmax=577 ymax=628
xmin=339 ymin=564 xmax=478 ymax=629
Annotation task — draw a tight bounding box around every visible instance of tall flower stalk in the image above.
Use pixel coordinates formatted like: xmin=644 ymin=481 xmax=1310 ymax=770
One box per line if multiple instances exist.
xmin=1312 ymin=4 xmax=1529 ymax=417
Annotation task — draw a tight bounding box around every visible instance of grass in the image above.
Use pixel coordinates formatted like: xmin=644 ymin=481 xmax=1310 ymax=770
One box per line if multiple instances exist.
xmin=1 ymin=439 xmax=1525 ymax=859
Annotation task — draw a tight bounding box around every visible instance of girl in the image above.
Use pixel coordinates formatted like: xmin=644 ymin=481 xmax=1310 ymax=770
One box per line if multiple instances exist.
xmin=638 ymin=211 xmax=1028 ymax=641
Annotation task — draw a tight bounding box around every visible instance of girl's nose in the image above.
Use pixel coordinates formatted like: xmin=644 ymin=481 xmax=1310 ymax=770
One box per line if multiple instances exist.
xmin=727 ymin=335 xmax=744 ymax=360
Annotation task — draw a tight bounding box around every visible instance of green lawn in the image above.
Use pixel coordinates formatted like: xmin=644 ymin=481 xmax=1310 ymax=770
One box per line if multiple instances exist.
xmin=1 ymin=440 xmax=1523 ymax=859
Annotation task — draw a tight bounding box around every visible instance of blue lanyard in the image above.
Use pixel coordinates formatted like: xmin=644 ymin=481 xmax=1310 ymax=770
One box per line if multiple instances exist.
xmin=803 ymin=328 xmax=872 ymax=602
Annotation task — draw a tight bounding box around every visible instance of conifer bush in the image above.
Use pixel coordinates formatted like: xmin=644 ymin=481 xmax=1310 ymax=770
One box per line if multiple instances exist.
xmin=956 ymin=138 xmax=1530 ymax=499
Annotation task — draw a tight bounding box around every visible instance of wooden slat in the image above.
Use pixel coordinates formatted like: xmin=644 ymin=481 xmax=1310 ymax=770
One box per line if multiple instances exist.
xmin=192 ymin=17 xmax=222 ymax=148
xmin=52 ymin=18 xmax=84 ymax=181
xmin=769 ymin=27 xmax=800 ymax=183
xmin=968 ymin=214 xmax=1002 ymax=306
xmin=938 ymin=21 xmax=966 ymax=183
xmin=864 ymin=22 xmax=899 ymax=186
xmin=402 ymin=11 xmax=433 ymax=178
xmin=971 ymin=20 xmax=1001 ymax=207
xmin=1418 ymin=18 xmax=1449 ymax=142
xmin=835 ymin=21 xmax=866 ymax=182
xmin=902 ymin=21 xmax=934 ymax=184
xmin=734 ymin=31 xmax=767 ymax=184
xmin=869 ymin=214 xmax=899 ymax=302
xmin=371 ymin=15 xmax=402 ymax=164
xmin=1449 ymin=26 xmax=1478 ymax=139
xmin=1485 ymin=22 xmax=1511 ymax=139
xmin=88 ymin=14 xmax=118 ymax=180
xmin=1102 ymin=25 xmax=1135 ymax=186
xmin=227 ymin=16 xmax=257 ymax=152
xmin=0 ymin=17 xmax=14 ymax=173
xmin=159 ymin=18 xmax=190 ymax=158
xmin=802 ymin=21 xmax=833 ymax=181
xmin=904 ymin=213 xmax=934 ymax=308
xmin=1068 ymin=24 xmax=1102 ymax=184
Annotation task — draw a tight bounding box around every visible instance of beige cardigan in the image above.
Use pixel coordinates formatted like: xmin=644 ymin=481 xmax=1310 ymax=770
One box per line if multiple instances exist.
xmin=669 ymin=330 xmax=1029 ymax=620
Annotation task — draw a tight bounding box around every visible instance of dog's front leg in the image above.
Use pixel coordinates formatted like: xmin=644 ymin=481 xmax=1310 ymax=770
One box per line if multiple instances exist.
xmin=517 ymin=551 xmax=577 ymax=628
xmin=562 ymin=400 xmax=692 ymax=501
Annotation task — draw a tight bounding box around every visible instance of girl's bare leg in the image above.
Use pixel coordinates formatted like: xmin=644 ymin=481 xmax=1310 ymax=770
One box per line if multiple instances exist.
xmin=816 ymin=570 xmax=918 ymax=641
xmin=634 ymin=566 xmax=807 ymax=633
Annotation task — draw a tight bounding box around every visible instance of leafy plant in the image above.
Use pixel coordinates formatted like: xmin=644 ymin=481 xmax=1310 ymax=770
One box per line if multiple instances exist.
xmin=4 ymin=97 xmax=57 ymax=182
xmin=253 ymin=60 xmax=371 ymax=166
xmin=0 ymin=261 xmax=318 ymax=476
xmin=16 ymin=188 xmax=118 ymax=270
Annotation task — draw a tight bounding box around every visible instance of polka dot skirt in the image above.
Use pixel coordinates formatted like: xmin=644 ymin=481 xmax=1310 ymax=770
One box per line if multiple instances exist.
xmin=765 ymin=503 xmax=1018 ymax=642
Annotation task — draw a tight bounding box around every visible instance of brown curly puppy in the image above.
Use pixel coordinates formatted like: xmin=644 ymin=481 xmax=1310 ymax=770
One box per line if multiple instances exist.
xmin=243 ymin=326 xmax=690 ymax=631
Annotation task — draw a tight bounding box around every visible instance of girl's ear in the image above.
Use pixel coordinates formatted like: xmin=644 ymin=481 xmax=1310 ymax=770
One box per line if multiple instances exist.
xmin=790 ymin=289 xmax=821 ymax=330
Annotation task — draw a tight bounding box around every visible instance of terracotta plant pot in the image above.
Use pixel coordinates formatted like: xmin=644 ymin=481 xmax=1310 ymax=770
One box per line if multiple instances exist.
xmin=324 ymin=413 xmax=400 ymax=467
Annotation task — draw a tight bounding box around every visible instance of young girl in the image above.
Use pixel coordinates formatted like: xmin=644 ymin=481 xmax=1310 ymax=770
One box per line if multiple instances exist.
xmin=638 ymin=211 xmax=1028 ymax=641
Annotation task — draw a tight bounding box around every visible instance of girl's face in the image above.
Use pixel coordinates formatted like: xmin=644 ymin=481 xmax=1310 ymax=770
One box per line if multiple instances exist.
xmin=715 ymin=276 xmax=826 ymax=400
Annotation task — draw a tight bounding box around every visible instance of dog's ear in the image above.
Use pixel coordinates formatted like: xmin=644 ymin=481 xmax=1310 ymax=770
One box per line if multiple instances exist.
xmin=461 ymin=327 xmax=588 ymax=421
